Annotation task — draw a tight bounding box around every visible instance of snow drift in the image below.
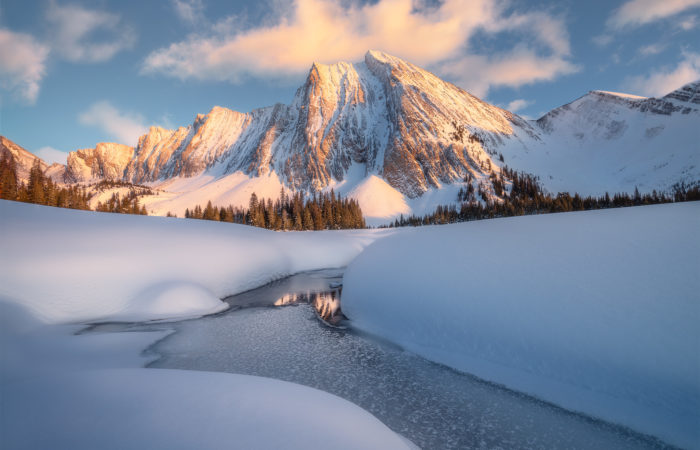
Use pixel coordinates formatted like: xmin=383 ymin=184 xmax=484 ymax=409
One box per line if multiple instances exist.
xmin=342 ymin=202 xmax=700 ymax=448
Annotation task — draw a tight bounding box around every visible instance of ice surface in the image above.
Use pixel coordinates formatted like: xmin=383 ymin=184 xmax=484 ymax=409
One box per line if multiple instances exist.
xmin=0 ymin=200 xmax=387 ymax=323
xmin=342 ymin=202 xmax=700 ymax=448
xmin=146 ymin=271 xmax=670 ymax=449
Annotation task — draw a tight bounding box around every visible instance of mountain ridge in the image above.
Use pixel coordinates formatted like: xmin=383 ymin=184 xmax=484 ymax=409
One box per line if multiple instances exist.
xmin=63 ymin=50 xmax=536 ymax=202
xmin=4 ymin=51 xmax=699 ymax=223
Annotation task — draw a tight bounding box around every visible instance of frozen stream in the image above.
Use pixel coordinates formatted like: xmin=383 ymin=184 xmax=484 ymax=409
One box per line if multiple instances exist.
xmin=109 ymin=269 xmax=671 ymax=449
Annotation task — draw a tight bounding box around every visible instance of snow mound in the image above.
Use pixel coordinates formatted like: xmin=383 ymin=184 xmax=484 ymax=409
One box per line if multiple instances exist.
xmin=115 ymin=282 xmax=228 ymax=322
xmin=342 ymin=202 xmax=700 ymax=448
xmin=347 ymin=175 xmax=410 ymax=224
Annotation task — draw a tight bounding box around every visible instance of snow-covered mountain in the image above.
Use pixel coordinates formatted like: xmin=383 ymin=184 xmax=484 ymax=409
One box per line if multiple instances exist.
xmin=4 ymin=51 xmax=699 ymax=223
xmin=501 ymin=81 xmax=700 ymax=195
xmin=67 ymin=51 xmax=532 ymax=200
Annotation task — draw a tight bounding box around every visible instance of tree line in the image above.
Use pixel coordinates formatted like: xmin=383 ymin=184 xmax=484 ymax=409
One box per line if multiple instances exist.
xmin=0 ymin=154 xmax=152 ymax=215
xmin=0 ymin=154 xmax=91 ymax=210
xmin=4 ymin=150 xmax=696 ymax=231
xmin=387 ymin=168 xmax=700 ymax=227
xmin=181 ymin=188 xmax=366 ymax=230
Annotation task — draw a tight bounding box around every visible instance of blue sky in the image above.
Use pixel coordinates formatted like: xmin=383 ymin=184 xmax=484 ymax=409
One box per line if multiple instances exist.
xmin=1 ymin=0 xmax=699 ymax=164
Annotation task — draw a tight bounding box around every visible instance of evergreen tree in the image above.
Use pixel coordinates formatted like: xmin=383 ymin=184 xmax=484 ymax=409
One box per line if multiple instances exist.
xmin=203 ymin=200 xmax=218 ymax=220
xmin=27 ymin=159 xmax=46 ymax=205
xmin=0 ymin=152 xmax=19 ymax=200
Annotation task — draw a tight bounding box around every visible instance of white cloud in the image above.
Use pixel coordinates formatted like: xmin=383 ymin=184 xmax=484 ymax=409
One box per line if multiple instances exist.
xmin=592 ymin=34 xmax=613 ymax=47
xmin=142 ymin=0 xmax=577 ymax=96
xmin=679 ymin=14 xmax=698 ymax=30
xmin=78 ymin=101 xmax=148 ymax=146
xmin=0 ymin=28 xmax=49 ymax=104
xmin=505 ymin=99 xmax=532 ymax=113
xmin=172 ymin=0 xmax=206 ymax=26
xmin=440 ymin=45 xmax=578 ymax=97
xmin=626 ymin=52 xmax=700 ymax=96
xmin=35 ymin=146 xmax=68 ymax=165
xmin=46 ymin=1 xmax=135 ymax=63
xmin=608 ymin=0 xmax=700 ymax=29
xmin=638 ymin=43 xmax=667 ymax=56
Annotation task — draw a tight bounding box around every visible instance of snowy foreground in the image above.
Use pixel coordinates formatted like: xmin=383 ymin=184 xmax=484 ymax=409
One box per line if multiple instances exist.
xmin=0 ymin=200 xmax=410 ymax=450
xmin=343 ymin=202 xmax=700 ymax=449
xmin=1 ymin=200 xmax=698 ymax=448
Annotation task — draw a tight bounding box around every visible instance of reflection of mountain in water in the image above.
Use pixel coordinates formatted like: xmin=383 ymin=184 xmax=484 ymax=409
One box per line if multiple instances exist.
xmin=274 ymin=290 xmax=344 ymax=326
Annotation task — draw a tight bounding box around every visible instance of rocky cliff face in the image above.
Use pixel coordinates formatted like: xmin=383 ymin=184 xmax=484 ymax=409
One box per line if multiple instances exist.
xmin=66 ymin=142 xmax=134 ymax=183
xmin=64 ymin=51 xmax=536 ymax=198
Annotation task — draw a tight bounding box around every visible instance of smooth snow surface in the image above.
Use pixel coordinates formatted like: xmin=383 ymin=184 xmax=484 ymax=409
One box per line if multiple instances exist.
xmin=345 ymin=175 xmax=410 ymax=226
xmin=2 ymin=368 xmax=410 ymax=450
xmin=0 ymin=200 xmax=386 ymax=323
xmin=141 ymin=171 xmax=286 ymax=217
xmin=342 ymin=202 xmax=700 ymax=449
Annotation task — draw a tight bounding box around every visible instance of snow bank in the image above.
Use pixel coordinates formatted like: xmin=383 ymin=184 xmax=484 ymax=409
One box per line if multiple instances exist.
xmin=342 ymin=202 xmax=700 ymax=448
xmin=0 ymin=299 xmax=166 ymax=383
xmin=0 ymin=200 xmax=385 ymax=324
xmin=2 ymin=369 xmax=411 ymax=450
xmin=0 ymin=301 xmax=411 ymax=450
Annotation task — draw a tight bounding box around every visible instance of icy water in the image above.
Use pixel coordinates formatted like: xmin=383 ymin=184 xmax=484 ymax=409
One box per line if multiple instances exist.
xmin=125 ymin=270 xmax=670 ymax=449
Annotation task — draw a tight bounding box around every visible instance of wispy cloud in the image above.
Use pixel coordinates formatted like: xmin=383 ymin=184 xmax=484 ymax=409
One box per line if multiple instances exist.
xmin=607 ymin=0 xmax=700 ymax=29
xmin=591 ymin=34 xmax=613 ymax=47
xmin=505 ymin=99 xmax=533 ymax=113
xmin=78 ymin=101 xmax=148 ymax=146
xmin=0 ymin=29 xmax=50 ymax=104
xmin=679 ymin=14 xmax=698 ymax=30
xmin=46 ymin=0 xmax=136 ymax=63
xmin=626 ymin=51 xmax=700 ymax=96
xmin=35 ymin=146 xmax=68 ymax=165
xmin=638 ymin=43 xmax=667 ymax=56
xmin=172 ymin=0 xmax=206 ymax=26
xmin=142 ymin=0 xmax=577 ymax=96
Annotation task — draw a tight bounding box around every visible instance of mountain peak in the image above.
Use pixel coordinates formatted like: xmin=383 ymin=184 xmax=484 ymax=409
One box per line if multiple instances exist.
xmin=364 ymin=49 xmax=400 ymax=64
xmin=663 ymin=79 xmax=700 ymax=105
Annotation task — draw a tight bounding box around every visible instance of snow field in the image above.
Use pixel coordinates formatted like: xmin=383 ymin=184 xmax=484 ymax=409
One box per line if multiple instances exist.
xmin=342 ymin=202 xmax=700 ymax=449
